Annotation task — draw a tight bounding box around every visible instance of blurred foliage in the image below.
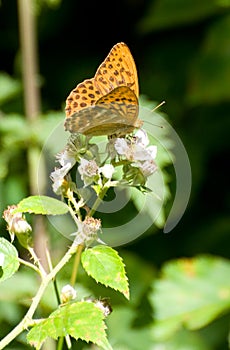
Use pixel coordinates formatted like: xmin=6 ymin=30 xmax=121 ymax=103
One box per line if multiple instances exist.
xmin=0 ymin=0 xmax=230 ymax=349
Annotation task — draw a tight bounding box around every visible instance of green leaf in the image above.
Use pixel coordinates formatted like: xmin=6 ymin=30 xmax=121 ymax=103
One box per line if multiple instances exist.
xmin=27 ymin=301 xmax=112 ymax=350
xmin=0 ymin=72 xmax=21 ymax=105
xmin=81 ymin=246 xmax=129 ymax=299
xmin=149 ymin=255 xmax=230 ymax=333
xmin=15 ymin=196 xmax=69 ymax=215
xmin=0 ymin=238 xmax=19 ymax=283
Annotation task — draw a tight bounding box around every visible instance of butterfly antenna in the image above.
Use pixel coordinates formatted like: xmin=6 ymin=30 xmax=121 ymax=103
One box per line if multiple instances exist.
xmin=143 ymin=101 xmax=166 ymax=129
xmin=151 ymin=100 xmax=165 ymax=112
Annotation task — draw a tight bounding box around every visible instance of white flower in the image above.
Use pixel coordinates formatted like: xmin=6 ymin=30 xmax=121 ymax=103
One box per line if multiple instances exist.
xmin=114 ymin=130 xmax=158 ymax=180
xmin=114 ymin=135 xmax=157 ymax=163
xmin=78 ymin=158 xmax=99 ymax=186
xmin=78 ymin=159 xmax=98 ymax=177
xmin=50 ymin=163 xmax=72 ymax=194
xmin=56 ymin=134 xmax=84 ymax=168
xmin=134 ymin=129 xmax=149 ymax=147
xmin=135 ymin=159 xmax=157 ymax=177
xmin=146 ymin=145 xmax=157 ymax=159
xmin=99 ymin=164 xmax=115 ymax=179
xmin=56 ymin=149 xmax=76 ymax=168
xmin=114 ymin=138 xmax=132 ymax=158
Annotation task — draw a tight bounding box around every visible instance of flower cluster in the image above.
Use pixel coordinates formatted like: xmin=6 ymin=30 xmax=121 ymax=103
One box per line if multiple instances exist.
xmin=112 ymin=129 xmax=157 ymax=184
xmin=50 ymin=128 xmax=158 ymax=246
xmin=51 ymin=129 xmax=157 ymax=193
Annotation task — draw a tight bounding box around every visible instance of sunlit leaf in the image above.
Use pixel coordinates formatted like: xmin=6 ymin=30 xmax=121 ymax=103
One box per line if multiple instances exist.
xmin=15 ymin=196 xmax=69 ymax=215
xmin=81 ymin=245 xmax=129 ymax=299
xmin=27 ymin=301 xmax=112 ymax=349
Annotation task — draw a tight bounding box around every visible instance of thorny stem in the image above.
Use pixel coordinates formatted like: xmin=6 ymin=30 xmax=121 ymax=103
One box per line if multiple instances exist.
xmin=18 ymin=257 xmax=41 ymax=275
xmin=67 ymin=188 xmax=83 ymax=220
xmin=0 ymin=241 xmax=78 ymax=350
xmin=45 ymin=248 xmax=62 ymax=306
xmin=68 ymin=183 xmax=110 ymax=287
xmin=28 ymin=246 xmax=47 ymax=277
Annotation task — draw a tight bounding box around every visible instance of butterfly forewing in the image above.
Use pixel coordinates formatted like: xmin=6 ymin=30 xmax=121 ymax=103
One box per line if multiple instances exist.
xmin=94 ymin=42 xmax=139 ymax=97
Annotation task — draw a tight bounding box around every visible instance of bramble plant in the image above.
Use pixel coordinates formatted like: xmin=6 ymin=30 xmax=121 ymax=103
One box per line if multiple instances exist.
xmin=0 ymin=126 xmax=160 ymax=349
xmin=1 ymin=1 xmax=230 ymax=349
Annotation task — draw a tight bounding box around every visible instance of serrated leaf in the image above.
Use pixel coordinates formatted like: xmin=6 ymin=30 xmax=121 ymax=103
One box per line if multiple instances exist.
xmin=0 ymin=238 xmax=19 ymax=283
xmin=15 ymin=196 xmax=69 ymax=215
xmin=82 ymin=246 xmax=129 ymax=299
xmin=27 ymin=301 xmax=112 ymax=350
xmin=150 ymin=255 xmax=230 ymax=332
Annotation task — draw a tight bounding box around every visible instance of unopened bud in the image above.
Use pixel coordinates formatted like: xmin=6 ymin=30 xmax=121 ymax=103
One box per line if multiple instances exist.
xmin=60 ymin=284 xmax=77 ymax=304
xmin=3 ymin=205 xmax=32 ymax=248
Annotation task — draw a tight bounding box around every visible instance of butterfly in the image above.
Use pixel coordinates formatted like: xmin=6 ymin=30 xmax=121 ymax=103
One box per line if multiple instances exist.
xmin=64 ymin=42 xmax=142 ymax=136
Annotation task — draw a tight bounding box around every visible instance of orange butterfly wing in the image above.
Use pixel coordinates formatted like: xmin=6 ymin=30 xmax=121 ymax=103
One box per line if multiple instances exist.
xmin=65 ymin=86 xmax=141 ymax=135
xmin=64 ymin=42 xmax=141 ymax=136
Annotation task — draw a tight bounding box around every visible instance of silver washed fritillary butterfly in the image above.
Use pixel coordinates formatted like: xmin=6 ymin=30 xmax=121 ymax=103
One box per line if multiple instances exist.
xmin=64 ymin=42 xmax=142 ymax=136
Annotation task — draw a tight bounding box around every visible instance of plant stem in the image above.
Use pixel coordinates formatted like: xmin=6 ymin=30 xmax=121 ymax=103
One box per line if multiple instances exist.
xmin=18 ymin=258 xmax=41 ymax=275
xmin=88 ymin=185 xmax=109 ymax=217
xmin=18 ymin=0 xmax=49 ymax=274
xmin=70 ymin=244 xmax=84 ymax=286
xmin=57 ymin=337 xmax=64 ymax=350
xmin=0 ymin=242 xmax=78 ymax=349
xmin=28 ymin=246 xmax=47 ymax=277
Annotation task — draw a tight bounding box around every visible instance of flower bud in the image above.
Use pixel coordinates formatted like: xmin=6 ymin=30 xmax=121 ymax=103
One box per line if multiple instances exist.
xmin=3 ymin=205 xmax=32 ymax=248
xmin=60 ymin=284 xmax=77 ymax=304
xmin=99 ymin=164 xmax=115 ymax=179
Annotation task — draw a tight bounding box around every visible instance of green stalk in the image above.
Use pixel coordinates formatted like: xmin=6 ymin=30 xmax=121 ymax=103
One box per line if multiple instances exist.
xmin=88 ymin=185 xmax=109 ymax=217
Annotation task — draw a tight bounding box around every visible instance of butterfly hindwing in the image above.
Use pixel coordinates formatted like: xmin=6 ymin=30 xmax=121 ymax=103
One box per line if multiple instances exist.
xmin=64 ymin=86 xmax=141 ymax=136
